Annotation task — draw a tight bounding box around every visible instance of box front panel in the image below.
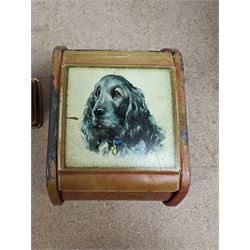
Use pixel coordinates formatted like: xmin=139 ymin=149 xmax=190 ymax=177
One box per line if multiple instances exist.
xmin=57 ymin=50 xmax=181 ymax=193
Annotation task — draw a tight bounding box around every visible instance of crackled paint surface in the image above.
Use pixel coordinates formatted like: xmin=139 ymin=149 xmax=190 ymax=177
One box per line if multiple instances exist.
xmin=64 ymin=67 xmax=178 ymax=170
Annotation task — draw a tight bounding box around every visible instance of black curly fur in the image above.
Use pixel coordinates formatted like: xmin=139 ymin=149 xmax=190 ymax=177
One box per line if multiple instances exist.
xmin=81 ymin=75 xmax=165 ymax=154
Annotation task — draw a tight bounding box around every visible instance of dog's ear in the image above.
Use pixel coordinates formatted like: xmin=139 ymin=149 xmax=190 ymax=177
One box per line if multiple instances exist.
xmin=123 ymin=85 xmax=165 ymax=149
xmin=125 ymin=86 xmax=150 ymax=124
xmin=123 ymin=86 xmax=150 ymax=141
xmin=83 ymin=91 xmax=95 ymax=121
xmin=81 ymin=91 xmax=100 ymax=151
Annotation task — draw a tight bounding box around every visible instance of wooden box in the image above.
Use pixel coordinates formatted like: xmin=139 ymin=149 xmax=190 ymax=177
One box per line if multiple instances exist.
xmin=47 ymin=46 xmax=190 ymax=206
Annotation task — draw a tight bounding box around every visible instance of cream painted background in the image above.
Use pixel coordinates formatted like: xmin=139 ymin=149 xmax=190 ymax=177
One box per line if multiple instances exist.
xmin=65 ymin=67 xmax=178 ymax=170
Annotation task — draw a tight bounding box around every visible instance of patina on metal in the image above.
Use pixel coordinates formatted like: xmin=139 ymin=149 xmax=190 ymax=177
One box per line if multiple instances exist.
xmin=46 ymin=46 xmax=67 ymax=205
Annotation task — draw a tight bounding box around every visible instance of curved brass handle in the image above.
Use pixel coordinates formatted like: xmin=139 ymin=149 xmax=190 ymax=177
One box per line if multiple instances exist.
xmin=32 ymin=78 xmax=42 ymax=128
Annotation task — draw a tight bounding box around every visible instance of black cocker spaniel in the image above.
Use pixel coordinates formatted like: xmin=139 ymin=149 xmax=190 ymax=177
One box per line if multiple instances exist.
xmin=81 ymin=75 xmax=165 ymax=156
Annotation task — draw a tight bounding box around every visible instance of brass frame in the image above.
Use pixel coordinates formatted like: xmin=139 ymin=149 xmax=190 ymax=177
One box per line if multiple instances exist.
xmin=58 ymin=51 xmax=180 ymax=172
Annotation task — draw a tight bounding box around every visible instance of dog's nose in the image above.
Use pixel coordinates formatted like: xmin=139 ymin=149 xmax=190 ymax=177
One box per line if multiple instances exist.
xmin=94 ymin=108 xmax=104 ymax=117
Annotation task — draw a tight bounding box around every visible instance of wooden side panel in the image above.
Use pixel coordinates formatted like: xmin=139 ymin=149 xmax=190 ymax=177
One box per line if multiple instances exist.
xmin=46 ymin=46 xmax=67 ymax=205
xmin=161 ymin=49 xmax=191 ymax=206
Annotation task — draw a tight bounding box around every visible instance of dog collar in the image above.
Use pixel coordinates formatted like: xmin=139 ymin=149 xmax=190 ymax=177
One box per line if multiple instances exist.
xmin=107 ymin=138 xmax=123 ymax=155
xmin=107 ymin=138 xmax=123 ymax=145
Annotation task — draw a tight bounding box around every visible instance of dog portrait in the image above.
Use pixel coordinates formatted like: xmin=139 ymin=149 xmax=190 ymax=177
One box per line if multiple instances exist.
xmin=81 ymin=75 xmax=165 ymax=156
xmin=65 ymin=67 xmax=177 ymax=170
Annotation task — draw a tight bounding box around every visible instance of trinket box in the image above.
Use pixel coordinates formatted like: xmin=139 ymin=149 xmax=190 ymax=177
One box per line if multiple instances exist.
xmin=46 ymin=46 xmax=190 ymax=206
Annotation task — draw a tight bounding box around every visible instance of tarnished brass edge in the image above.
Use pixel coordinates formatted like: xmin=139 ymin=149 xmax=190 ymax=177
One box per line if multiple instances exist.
xmin=63 ymin=50 xmax=174 ymax=66
xmin=62 ymin=64 xmax=174 ymax=68
xmin=46 ymin=46 xmax=67 ymax=205
xmin=60 ymin=188 xmax=179 ymax=193
xmin=58 ymin=168 xmax=179 ymax=174
xmin=170 ymin=67 xmax=181 ymax=174
xmin=47 ymin=161 xmax=63 ymax=205
xmin=161 ymin=48 xmax=191 ymax=206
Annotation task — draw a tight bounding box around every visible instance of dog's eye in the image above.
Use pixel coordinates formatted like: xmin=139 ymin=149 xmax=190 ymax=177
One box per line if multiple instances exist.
xmin=95 ymin=89 xmax=100 ymax=97
xmin=113 ymin=90 xmax=121 ymax=98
